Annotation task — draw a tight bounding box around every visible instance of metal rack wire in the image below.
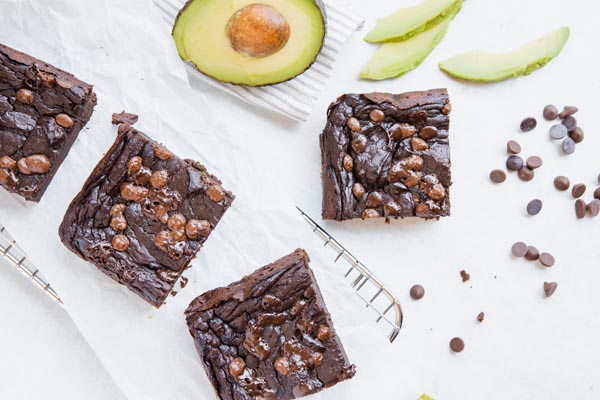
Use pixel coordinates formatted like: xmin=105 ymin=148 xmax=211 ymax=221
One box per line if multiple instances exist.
xmin=0 ymin=224 xmax=62 ymax=305
xmin=297 ymin=207 xmax=403 ymax=343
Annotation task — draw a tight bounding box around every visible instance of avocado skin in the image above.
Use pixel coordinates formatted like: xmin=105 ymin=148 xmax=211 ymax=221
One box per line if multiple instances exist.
xmin=439 ymin=26 xmax=570 ymax=82
xmin=172 ymin=0 xmax=327 ymax=87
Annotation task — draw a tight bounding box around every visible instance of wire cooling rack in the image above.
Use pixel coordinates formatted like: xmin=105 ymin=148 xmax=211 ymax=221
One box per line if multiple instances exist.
xmin=297 ymin=207 xmax=403 ymax=343
xmin=0 ymin=224 xmax=62 ymax=304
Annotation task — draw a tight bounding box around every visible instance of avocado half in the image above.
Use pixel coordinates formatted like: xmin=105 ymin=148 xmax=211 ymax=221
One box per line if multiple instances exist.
xmin=172 ymin=0 xmax=326 ymax=86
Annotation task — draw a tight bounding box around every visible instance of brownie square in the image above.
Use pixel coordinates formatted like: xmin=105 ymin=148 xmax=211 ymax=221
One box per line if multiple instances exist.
xmin=59 ymin=120 xmax=234 ymax=307
xmin=320 ymin=89 xmax=452 ymax=221
xmin=0 ymin=43 xmax=96 ymax=201
xmin=185 ymin=249 xmax=356 ymax=400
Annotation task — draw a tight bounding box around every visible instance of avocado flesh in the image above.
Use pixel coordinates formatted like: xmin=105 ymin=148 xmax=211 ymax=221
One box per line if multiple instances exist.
xmin=439 ymin=26 xmax=570 ymax=82
xmin=364 ymin=0 xmax=460 ymax=43
xmin=360 ymin=1 xmax=460 ymax=80
xmin=172 ymin=0 xmax=325 ymax=86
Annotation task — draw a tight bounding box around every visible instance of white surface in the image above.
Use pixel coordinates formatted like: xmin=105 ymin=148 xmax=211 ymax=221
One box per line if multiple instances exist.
xmin=2 ymin=0 xmax=600 ymax=399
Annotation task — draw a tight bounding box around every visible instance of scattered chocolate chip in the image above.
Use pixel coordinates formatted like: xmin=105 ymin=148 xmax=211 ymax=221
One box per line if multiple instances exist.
xmin=120 ymin=182 xmax=149 ymax=203
xmin=127 ymin=156 xmax=143 ymax=175
xmin=167 ymin=213 xmax=186 ymax=232
xmin=569 ymin=127 xmax=584 ymax=143
xmin=507 ymin=140 xmax=521 ymax=154
xmin=575 ymin=199 xmax=587 ymax=218
xmin=525 ymin=246 xmax=540 ymax=261
xmin=562 ymin=137 xmax=576 ymax=154
xmin=442 ymin=102 xmax=452 ymax=115
xmin=317 ymin=325 xmax=332 ymax=341
xmin=506 ymin=155 xmax=524 ymax=171
xmin=595 ymin=187 xmax=600 ymax=199
xmin=383 ymin=201 xmax=400 ymax=216
xmin=410 ymin=284 xmax=425 ymax=300
xmin=112 ymin=234 xmax=130 ymax=252
xmin=526 ymin=156 xmax=543 ymax=169
xmin=342 ymin=154 xmax=353 ymax=172
xmin=185 ymin=219 xmax=211 ymax=240
xmin=450 ymin=337 xmax=465 ymax=353
xmin=520 ymin=117 xmax=537 ymax=132
xmin=110 ymin=214 xmax=127 ymax=231
xmin=369 ymin=109 xmax=385 ymax=122
xmin=16 ymin=88 xmax=34 ymax=105
xmin=110 ymin=203 xmax=126 ymax=216
xmin=559 ymin=106 xmax=578 ymax=119
xmin=154 ymin=230 xmax=172 ymax=250
xmin=411 ymin=137 xmax=429 ymax=151
xmin=365 ymin=191 xmax=383 ymax=208
xmin=206 ymin=185 xmax=225 ymax=202
xmin=539 ymin=252 xmax=555 ymax=267
xmin=389 ymin=123 xmax=416 ymax=140
xmin=543 ymin=105 xmax=559 ymax=121
xmin=55 ymin=113 xmax=74 ymax=129
xmin=361 ymin=209 xmax=380 ymax=219
xmin=554 ymin=176 xmax=570 ymax=191
xmin=543 ymin=282 xmax=558 ymax=297
xmin=0 ymin=156 xmax=17 ymax=170
xmin=152 ymin=144 xmax=173 ymax=160
xmin=489 ymin=169 xmax=506 ymax=184
xmin=346 ymin=117 xmax=361 ymax=132
xmin=17 ymin=154 xmax=51 ymax=175
xmin=460 ymin=270 xmax=470 ymax=282
xmin=588 ymin=199 xmax=600 ymax=217
xmin=150 ymin=170 xmax=169 ymax=189
xmin=477 ymin=312 xmax=485 ymax=323
xmin=428 ymin=184 xmax=446 ymax=201
xmin=511 ymin=242 xmax=528 ymax=257
xmin=527 ymin=199 xmax=543 ymax=215
xmin=351 ymin=135 xmax=367 ymax=153
xmin=111 ymin=111 xmax=139 ymax=125
xmin=352 ymin=182 xmax=365 ymax=199
xmin=562 ymin=116 xmax=577 ymax=132
xmin=572 ymin=183 xmax=586 ymax=198
xmin=518 ymin=166 xmax=534 ymax=182
xmin=549 ymin=124 xmax=568 ymax=140
xmin=419 ymin=126 xmax=438 ymax=140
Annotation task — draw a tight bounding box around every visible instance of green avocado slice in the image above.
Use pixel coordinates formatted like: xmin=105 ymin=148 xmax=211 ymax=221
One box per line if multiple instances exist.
xmin=172 ymin=0 xmax=326 ymax=86
xmin=439 ymin=26 xmax=570 ymax=82
xmin=364 ymin=0 xmax=460 ymax=43
xmin=360 ymin=1 xmax=461 ymax=80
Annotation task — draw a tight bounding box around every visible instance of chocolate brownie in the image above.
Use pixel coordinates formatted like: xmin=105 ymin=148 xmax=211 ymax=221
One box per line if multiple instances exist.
xmin=320 ymin=89 xmax=452 ymax=221
xmin=185 ymin=249 xmax=355 ymax=400
xmin=59 ymin=118 xmax=234 ymax=307
xmin=0 ymin=43 xmax=96 ymax=201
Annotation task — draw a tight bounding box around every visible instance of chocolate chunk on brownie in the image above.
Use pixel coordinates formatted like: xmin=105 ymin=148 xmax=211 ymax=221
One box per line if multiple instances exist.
xmin=320 ymin=89 xmax=452 ymax=221
xmin=59 ymin=120 xmax=234 ymax=307
xmin=185 ymin=249 xmax=356 ymax=400
xmin=0 ymin=43 xmax=96 ymax=201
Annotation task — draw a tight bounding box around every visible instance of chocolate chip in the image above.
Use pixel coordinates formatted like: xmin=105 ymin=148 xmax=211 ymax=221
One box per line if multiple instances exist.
xmin=572 ymin=183 xmax=586 ymax=198
xmin=588 ymin=199 xmax=600 ymax=217
xmin=562 ymin=137 xmax=576 ymax=154
xmin=120 ymin=182 xmax=149 ymax=203
xmin=410 ymin=284 xmax=425 ymax=300
xmin=507 ymin=140 xmax=521 ymax=154
xmin=150 ymin=170 xmax=169 ymax=189
xmin=520 ymin=117 xmax=537 ymax=132
xmin=527 ymin=199 xmax=543 ymax=216
xmin=411 ymin=137 xmax=429 ymax=151
xmin=543 ymin=105 xmax=559 ymax=121
xmin=369 ymin=109 xmax=385 ymax=122
xmin=506 ymin=155 xmax=523 ymax=171
xmin=525 ymin=246 xmax=539 ymax=261
xmin=207 ymin=185 xmax=225 ymax=202
xmin=569 ymin=127 xmax=584 ymax=143
xmin=352 ymin=182 xmax=365 ymax=199
xmin=110 ymin=214 xmax=127 ymax=231
xmin=317 ymin=325 xmax=332 ymax=341
xmin=346 ymin=117 xmax=361 ymax=132
xmin=559 ymin=106 xmax=578 ymax=119
xmin=152 ymin=144 xmax=173 ymax=160
xmin=543 ymin=282 xmax=558 ymax=297
xmin=460 ymin=270 xmax=470 ymax=282
xmin=489 ymin=169 xmax=506 ymax=184
xmin=16 ymin=88 xmax=34 ymax=105
xmin=112 ymin=234 xmax=130 ymax=252
xmin=365 ymin=191 xmax=383 ymax=208
xmin=228 ymin=358 xmax=246 ymax=378
xmin=167 ymin=213 xmax=186 ymax=231
xmin=575 ymin=199 xmax=587 ymax=218
xmin=414 ymin=203 xmax=429 ymax=216
xmin=526 ymin=156 xmax=543 ymax=169
xmin=477 ymin=312 xmax=485 ymax=323
xmin=351 ymin=135 xmax=367 ymax=153
xmin=383 ymin=201 xmax=400 ymax=216
xmin=17 ymin=154 xmax=51 ymax=175
xmin=549 ymin=124 xmax=568 ymax=140
xmin=450 ymin=337 xmax=465 ymax=353
xmin=442 ymin=102 xmax=452 ymax=115
xmin=127 ymin=156 xmax=143 ymax=175
xmin=518 ymin=166 xmax=534 ymax=182
xmin=154 ymin=230 xmax=172 ymax=250
xmin=55 ymin=113 xmax=74 ymax=129
xmin=419 ymin=126 xmax=438 ymax=140
xmin=403 ymin=171 xmax=420 ymax=188
xmin=185 ymin=219 xmax=211 ymax=240
xmin=539 ymin=253 xmax=555 ymax=267
xmin=389 ymin=123 xmax=416 ymax=140
xmin=595 ymin=187 xmax=600 ymax=199
xmin=110 ymin=204 xmax=126 ymax=216
xmin=428 ymin=184 xmax=446 ymax=201
xmin=562 ymin=116 xmax=577 ymax=132
xmin=511 ymin=242 xmax=528 ymax=257
xmin=274 ymin=357 xmax=290 ymax=376
xmin=362 ymin=209 xmax=380 ymax=219
xmin=554 ymin=176 xmax=570 ymax=191
xmin=342 ymin=154 xmax=353 ymax=172
xmin=0 ymin=156 xmax=16 ymax=170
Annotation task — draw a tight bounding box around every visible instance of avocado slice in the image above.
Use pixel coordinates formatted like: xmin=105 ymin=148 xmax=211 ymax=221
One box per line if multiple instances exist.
xmin=364 ymin=0 xmax=460 ymax=43
xmin=172 ymin=0 xmax=326 ymax=86
xmin=360 ymin=1 xmax=461 ymax=80
xmin=439 ymin=26 xmax=570 ymax=82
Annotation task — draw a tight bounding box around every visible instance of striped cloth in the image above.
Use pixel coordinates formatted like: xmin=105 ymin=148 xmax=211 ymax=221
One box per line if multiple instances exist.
xmin=153 ymin=0 xmax=364 ymax=121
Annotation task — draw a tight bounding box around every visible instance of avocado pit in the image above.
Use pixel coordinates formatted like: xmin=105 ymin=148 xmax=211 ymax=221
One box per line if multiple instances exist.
xmin=227 ymin=4 xmax=290 ymax=58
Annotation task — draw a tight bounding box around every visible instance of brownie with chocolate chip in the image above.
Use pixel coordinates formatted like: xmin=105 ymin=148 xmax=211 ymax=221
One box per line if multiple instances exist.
xmin=185 ymin=249 xmax=355 ymax=400
xmin=59 ymin=119 xmax=234 ymax=307
xmin=320 ymin=89 xmax=452 ymax=221
xmin=0 ymin=43 xmax=96 ymax=201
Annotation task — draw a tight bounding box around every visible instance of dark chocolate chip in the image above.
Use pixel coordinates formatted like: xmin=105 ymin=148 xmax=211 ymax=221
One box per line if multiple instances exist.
xmin=450 ymin=337 xmax=465 ymax=353
xmin=543 ymin=282 xmax=558 ymax=297
xmin=588 ymin=200 xmax=600 ymax=217
xmin=543 ymin=105 xmax=559 ymax=121
xmin=489 ymin=169 xmax=506 ymax=184
xmin=562 ymin=137 xmax=576 ymax=154
xmin=410 ymin=284 xmax=425 ymax=300
xmin=554 ymin=176 xmax=570 ymax=191
xmin=477 ymin=312 xmax=485 ymax=323
xmin=525 ymin=246 xmax=540 ymax=261
xmin=539 ymin=253 xmax=555 ymax=267
xmin=526 ymin=156 xmax=543 ymax=169
xmin=527 ymin=199 xmax=543 ymax=215
xmin=594 ymin=187 xmax=600 ymax=199
xmin=507 ymin=140 xmax=521 ymax=154
xmin=559 ymin=106 xmax=578 ymax=119
xmin=572 ymin=183 xmax=586 ymax=198
xmin=575 ymin=199 xmax=587 ymax=218
xmin=460 ymin=270 xmax=470 ymax=282
xmin=562 ymin=116 xmax=577 ymax=132
xmin=506 ymin=155 xmax=524 ymax=171
xmin=520 ymin=117 xmax=537 ymax=132
xmin=518 ymin=167 xmax=534 ymax=182
xmin=511 ymin=242 xmax=528 ymax=257
xmin=549 ymin=124 xmax=568 ymax=140
xmin=569 ymin=127 xmax=584 ymax=143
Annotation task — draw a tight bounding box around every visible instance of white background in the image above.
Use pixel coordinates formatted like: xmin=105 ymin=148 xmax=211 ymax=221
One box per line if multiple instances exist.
xmin=2 ymin=0 xmax=600 ymax=399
